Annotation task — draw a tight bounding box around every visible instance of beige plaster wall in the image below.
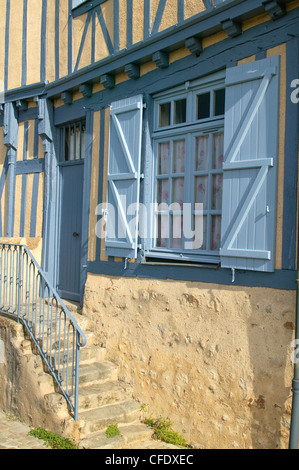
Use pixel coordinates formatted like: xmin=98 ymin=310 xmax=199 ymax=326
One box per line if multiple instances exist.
xmin=83 ymin=273 xmax=296 ymax=449
xmin=0 ymin=237 xmax=43 ymax=265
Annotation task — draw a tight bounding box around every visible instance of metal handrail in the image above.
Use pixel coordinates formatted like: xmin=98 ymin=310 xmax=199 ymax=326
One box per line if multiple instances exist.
xmin=0 ymin=242 xmax=86 ymax=421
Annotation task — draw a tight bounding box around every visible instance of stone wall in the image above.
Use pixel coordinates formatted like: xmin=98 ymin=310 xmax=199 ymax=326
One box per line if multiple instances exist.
xmin=83 ymin=273 xmax=296 ymax=449
xmin=0 ymin=315 xmax=79 ymax=440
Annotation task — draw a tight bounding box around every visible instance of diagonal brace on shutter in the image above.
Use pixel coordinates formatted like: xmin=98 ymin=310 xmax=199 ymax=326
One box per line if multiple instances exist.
xmin=220 ymin=66 xmax=277 ymax=260
xmin=225 ymin=67 xmax=276 ymax=164
xmin=220 ymin=162 xmax=273 ymax=260
xmin=106 ymin=180 xmax=135 ymax=249
xmin=111 ymin=113 xmax=138 ymax=177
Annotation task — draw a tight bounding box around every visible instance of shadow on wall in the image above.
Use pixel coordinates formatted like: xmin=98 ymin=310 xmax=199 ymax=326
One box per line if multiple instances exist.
xmin=246 ymin=293 xmax=295 ymax=449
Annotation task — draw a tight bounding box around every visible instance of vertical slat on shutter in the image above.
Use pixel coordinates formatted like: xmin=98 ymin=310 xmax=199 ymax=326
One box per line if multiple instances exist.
xmin=220 ymin=56 xmax=280 ymax=273
xmin=105 ymin=95 xmax=143 ymax=259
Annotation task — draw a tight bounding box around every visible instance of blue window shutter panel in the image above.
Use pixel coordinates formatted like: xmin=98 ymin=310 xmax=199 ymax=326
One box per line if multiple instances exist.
xmin=105 ymin=95 xmax=143 ymax=259
xmin=220 ymin=56 xmax=280 ymax=272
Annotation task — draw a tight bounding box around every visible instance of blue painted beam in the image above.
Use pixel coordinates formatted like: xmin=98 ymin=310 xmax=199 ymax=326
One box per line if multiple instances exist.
xmin=0 ymin=151 xmax=9 ymax=236
xmin=87 ymin=260 xmax=297 ymax=290
xmin=144 ymin=0 xmax=151 ymax=40
xmin=151 ymin=0 xmax=167 ymax=35
xmin=72 ymin=0 xmax=107 ymax=18
xmin=22 ymin=0 xmax=28 ymax=86
xmin=74 ymin=10 xmax=92 ymax=72
xmin=19 ymin=173 xmax=27 ymax=237
xmin=127 ymin=0 xmax=133 ymax=48
xmin=3 ymin=82 xmax=46 ymax=104
xmin=80 ymin=109 xmax=94 ymax=305
xmin=95 ymin=107 xmax=105 ymax=261
xmin=96 ymin=6 xmax=113 ymax=55
xmin=30 ymin=172 xmax=40 ymax=236
xmin=46 ymin=0 xmax=273 ymax=98
xmin=282 ymin=37 xmax=299 ymax=270
xmin=114 ymin=0 xmax=119 ymax=53
xmin=40 ymin=0 xmax=47 ymax=83
xmin=68 ymin=0 xmax=73 ymax=74
xmin=4 ymin=102 xmax=18 ymax=236
xmin=55 ymin=0 xmax=60 ymax=80
xmin=15 ymin=159 xmax=45 ymax=174
xmin=4 ymin=0 xmax=10 ymax=92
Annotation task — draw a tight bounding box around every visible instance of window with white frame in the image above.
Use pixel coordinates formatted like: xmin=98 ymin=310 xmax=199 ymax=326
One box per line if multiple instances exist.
xmin=151 ymin=73 xmax=225 ymax=262
xmin=105 ymin=57 xmax=280 ymax=274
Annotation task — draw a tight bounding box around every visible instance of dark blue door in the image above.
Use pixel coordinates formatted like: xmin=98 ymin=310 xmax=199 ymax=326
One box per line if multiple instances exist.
xmin=58 ymin=162 xmax=84 ymax=301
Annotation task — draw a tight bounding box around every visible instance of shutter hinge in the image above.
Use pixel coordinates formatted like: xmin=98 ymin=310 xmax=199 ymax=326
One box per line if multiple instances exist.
xmin=124 ymin=257 xmax=133 ymax=270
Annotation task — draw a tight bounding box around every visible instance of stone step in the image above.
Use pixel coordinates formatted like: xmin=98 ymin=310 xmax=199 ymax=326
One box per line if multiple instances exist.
xmin=78 ymin=400 xmax=142 ymax=435
xmin=78 ymin=422 xmax=153 ymax=449
xmin=32 ymin=330 xmax=95 ymax=356
xmin=78 ymin=361 xmax=118 ymax=386
xmin=78 ymin=381 xmax=130 ymax=410
xmin=79 ymin=346 xmax=106 ymax=363
xmin=124 ymin=439 xmax=183 ymax=450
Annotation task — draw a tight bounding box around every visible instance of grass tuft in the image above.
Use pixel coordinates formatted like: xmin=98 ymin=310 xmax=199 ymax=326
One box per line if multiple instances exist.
xmin=144 ymin=416 xmax=192 ymax=448
xmin=28 ymin=427 xmax=77 ymax=449
xmin=105 ymin=424 xmax=121 ymax=438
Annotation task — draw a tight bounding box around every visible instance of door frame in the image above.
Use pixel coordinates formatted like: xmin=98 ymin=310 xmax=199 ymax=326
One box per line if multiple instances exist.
xmin=56 ymin=158 xmax=84 ymax=302
xmin=41 ymin=110 xmax=92 ymax=307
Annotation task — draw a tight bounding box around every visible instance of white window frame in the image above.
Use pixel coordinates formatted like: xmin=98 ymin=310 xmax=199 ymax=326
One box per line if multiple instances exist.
xmin=144 ymin=70 xmax=226 ymax=264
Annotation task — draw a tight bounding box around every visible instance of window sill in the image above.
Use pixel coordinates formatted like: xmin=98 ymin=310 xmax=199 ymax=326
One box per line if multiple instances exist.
xmin=142 ymin=252 xmax=220 ymax=269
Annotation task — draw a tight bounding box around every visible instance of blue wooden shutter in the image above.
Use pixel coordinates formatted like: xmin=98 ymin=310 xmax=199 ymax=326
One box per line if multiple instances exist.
xmin=105 ymin=95 xmax=143 ymax=259
xmin=220 ymin=56 xmax=280 ymax=272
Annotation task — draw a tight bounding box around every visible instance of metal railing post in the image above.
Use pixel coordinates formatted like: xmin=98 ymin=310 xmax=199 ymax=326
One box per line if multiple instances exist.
xmin=0 ymin=242 xmax=86 ymax=421
xmin=17 ymin=246 xmax=22 ymax=323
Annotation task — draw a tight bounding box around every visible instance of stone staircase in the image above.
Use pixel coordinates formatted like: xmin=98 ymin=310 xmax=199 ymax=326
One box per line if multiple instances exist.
xmin=2 ymin=299 xmax=182 ymax=449
xmin=50 ymin=301 xmax=181 ymax=450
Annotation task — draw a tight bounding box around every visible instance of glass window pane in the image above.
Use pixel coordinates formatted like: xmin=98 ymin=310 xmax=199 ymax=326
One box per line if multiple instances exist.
xmin=194 ymin=214 xmax=207 ymax=250
xmin=212 ymin=133 xmax=224 ymax=169
xmin=171 ymin=214 xmax=183 ymax=249
xmin=211 ymin=215 xmax=222 ymax=251
xmin=159 ymin=102 xmax=171 ymax=127
xmin=214 ymin=88 xmax=225 ymax=116
xmin=157 ymin=179 xmax=169 ymax=205
xmin=174 ymin=99 xmax=186 ymax=124
xmin=80 ymin=123 xmax=86 ymax=159
xmin=75 ymin=124 xmax=81 ymax=160
xmin=173 ymin=140 xmax=185 ymax=173
xmin=195 ymin=176 xmax=208 ymax=210
xmin=195 ymin=136 xmax=209 ymax=171
xmin=172 ymin=178 xmax=184 ymax=208
xmin=212 ymin=174 xmax=223 ymax=210
xmin=64 ymin=127 xmax=69 ymax=161
xmin=158 ymin=142 xmax=170 ymax=174
xmin=197 ymin=92 xmax=210 ymax=120
xmin=69 ymin=126 xmax=75 ymax=160
xmin=156 ymin=214 xmax=169 ymax=248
